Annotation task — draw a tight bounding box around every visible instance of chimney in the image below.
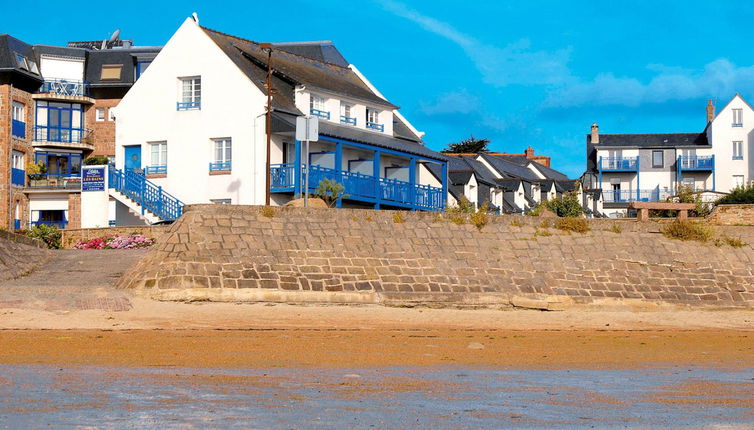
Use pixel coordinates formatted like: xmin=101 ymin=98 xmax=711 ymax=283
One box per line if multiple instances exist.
xmin=706 ymin=99 xmax=715 ymax=123
xmin=524 ymin=146 xmax=535 ymax=159
xmin=590 ymin=123 xmax=599 ymax=144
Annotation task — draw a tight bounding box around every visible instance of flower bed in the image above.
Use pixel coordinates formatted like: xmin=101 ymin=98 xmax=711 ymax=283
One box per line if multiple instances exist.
xmin=74 ymin=234 xmax=154 ymax=250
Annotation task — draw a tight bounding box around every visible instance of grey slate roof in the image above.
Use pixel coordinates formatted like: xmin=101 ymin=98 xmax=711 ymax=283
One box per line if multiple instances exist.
xmin=591 ymin=132 xmax=709 ymax=148
xmin=0 ymin=34 xmax=42 ymax=88
xmin=275 ymin=42 xmax=350 ymax=68
xmin=531 ymin=162 xmax=569 ymax=180
xmin=480 ymin=154 xmax=541 ymax=181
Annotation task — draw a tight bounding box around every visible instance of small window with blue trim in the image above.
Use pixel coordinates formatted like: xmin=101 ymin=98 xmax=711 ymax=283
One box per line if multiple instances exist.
xmin=178 ymin=77 xmax=201 ymax=110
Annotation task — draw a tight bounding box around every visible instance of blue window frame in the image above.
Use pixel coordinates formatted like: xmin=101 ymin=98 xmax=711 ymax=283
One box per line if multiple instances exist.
xmin=136 ymin=61 xmax=151 ymax=79
xmin=34 ymin=101 xmax=84 ymax=143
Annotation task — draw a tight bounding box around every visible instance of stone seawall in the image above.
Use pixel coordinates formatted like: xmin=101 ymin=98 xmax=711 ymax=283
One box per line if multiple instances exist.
xmin=118 ymin=205 xmax=754 ymax=309
xmin=0 ymin=232 xmax=50 ymax=284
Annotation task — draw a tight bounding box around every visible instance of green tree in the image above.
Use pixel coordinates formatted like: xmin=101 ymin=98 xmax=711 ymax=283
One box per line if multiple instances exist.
xmin=441 ymin=135 xmax=490 ymax=153
xmin=313 ymin=179 xmax=348 ymax=207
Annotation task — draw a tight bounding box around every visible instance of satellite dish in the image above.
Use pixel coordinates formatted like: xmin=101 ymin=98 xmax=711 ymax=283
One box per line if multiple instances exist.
xmin=109 ymin=29 xmax=120 ymax=43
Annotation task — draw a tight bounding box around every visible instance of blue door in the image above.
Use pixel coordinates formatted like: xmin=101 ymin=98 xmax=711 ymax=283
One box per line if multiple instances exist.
xmin=124 ymin=145 xmax=141 ymax=171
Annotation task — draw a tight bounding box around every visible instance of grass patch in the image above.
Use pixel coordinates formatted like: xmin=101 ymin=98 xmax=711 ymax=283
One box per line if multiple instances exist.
xmin=534 ymin=228 xmax=552 ymax=237
xmin=393 ymin=212 xmax=406 ymax=224
xmin=432 ymin=214 xmax=443 ymax=223
xmin=661 ymin=220 xmax=713 ymax=242
xmin=609 ymin=223 xmax=622 ymax=234
xmin=449 ymin=214 xmax=466 ymax=225
xmin=538 ymin=219 xmax=551 ymax=229
xmin=260 ymin=206 xmax=275 ymax=218
xmin=554 ymin=217 xmax=590 ymax=234
xmin=715 ymin=236 xmax=747 ymax=248
xmin=510 ymin=218 xmax=525 ymax=227
xmin=364 ymin=214 xmax=373 ymax=222
xmin=470 ymin=211 xmax=489 ymax=230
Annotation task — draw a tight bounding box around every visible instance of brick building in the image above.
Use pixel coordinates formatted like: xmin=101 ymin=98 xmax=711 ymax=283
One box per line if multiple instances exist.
xmin=0 ymin=33 xmax=160 ymax=230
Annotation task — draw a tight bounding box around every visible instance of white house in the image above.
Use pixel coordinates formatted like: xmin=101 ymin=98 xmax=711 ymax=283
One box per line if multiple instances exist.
xmin=583 ymin=94 xmax=753 ymax=217
xmin=113 ymin=17 xmax=447 ymax=223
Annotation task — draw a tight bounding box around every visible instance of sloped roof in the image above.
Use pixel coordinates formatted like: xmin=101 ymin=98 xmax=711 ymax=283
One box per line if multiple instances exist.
xmin=480 ymin=154 xmax=541 ymax=181
xmin=275 ymin=42 xmax=349 ymax=67
xmin=530 ymin=161 xmax=569 ymax=180
xmin=590 ymin=132 xmax=709 ymax=148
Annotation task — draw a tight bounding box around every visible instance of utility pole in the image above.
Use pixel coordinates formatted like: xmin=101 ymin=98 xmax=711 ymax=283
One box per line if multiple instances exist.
xmin=260 ymin=43 xmax=273 ymax=206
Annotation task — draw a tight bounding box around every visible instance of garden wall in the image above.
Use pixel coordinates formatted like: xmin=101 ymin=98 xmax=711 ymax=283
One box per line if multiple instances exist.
xmin=61 ymin=226 xmax=171 ymax=249
xmin=707 ymin=204 xmax=754 ymax=226
xmin=0 ymin=232 xmax=50 ymax=284
xmin=117 ymin=205 xmax=754 ymax=309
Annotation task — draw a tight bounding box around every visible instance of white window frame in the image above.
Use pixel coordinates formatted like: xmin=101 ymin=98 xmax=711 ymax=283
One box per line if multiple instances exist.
xmin=652 ymin=150 xmax=663 ymax=168
xmin=108 ymin=109 xmax=116 ymax=121
xmin=733 ymin=141 xmax=743 ymax=160
xmin=310 ymin=94 xmax=326 ymax=112
xmin=212 ymin=138 xmax=232 ymax=164
xmin=12 ymin=101 xmax=24 ymax=122
xmin=733 ymin=108 xmax=743 ymax=126
xmin=180 ymin=76 xmax=201 ymax=104
xmin=367 ymin=108 xmax=380 ymax=124
xmin=96 ymin=108 xmax=106 ymax=122
xmin=11 ymin=150 xmax=24 ymax=169
xmin=340 ymin=102 xmax=352 ymax=118
xmin=150 ymin=141 xmax=167 ymax=167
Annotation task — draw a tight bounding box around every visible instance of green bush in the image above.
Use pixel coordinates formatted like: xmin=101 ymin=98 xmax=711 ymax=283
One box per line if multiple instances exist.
xmin=661 ymin=220 xmax=713 ymax=242
xmin=313 ymin=179 xmax=347 ymax=207
xmin=536 ymin=190 xmax=584 ymax=218
xmin=554 ymin=217 xmax=590 ymax=233
xmin=83 ymin=155 xmax=111 ymax=165
xmin=26 ymin=224 xmax=62 ymax=249
xmin=652 ymin=185 xmax=710 ymax=217
xmin=470 ymin=202 xmax=490 ymax=230
xmin=716 ymin=183 xmax=754 ymax=205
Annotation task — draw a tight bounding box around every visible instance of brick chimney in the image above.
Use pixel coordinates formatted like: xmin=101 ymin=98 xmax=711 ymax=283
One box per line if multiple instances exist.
xmin=524 ymin=146 xmax=535 ymax=159
xmin=590 ymin=123 xmax=599 ymax=144
xmin=706 ymin=99 xmax=715 ymax=123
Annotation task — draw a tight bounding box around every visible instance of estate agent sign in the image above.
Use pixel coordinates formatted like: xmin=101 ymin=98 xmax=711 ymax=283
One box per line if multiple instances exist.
xmin=82 ymin=167 xmax=106 ymax=192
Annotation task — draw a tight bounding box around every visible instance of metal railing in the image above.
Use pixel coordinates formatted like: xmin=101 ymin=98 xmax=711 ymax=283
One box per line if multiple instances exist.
xmin=366 ymin=121 xmax=385 ymax=132
xmin=11 ymin=120 xmax=25 ymax=138
xmin=27 ymin=173 xmax=81 ymax=189
xmin=176 ymin=101 xmax=201 ymax=110
xmin=109 ymin=166 xmax=184 ymax=220
xmin=38 ymin=79 xmax=89 ymax=97
xmin=310 ymin=108 xmax=330 ymax=120
xmin=144 ymin=165 xmax=167 ymax=175
xmin=340 ymin=115 xmax=357 ymax=126
xmin=603 ymin=189 xmax=661 ymax=203
xmin=599 ymin=157 xmax=638 ymax=170
xmin=11 ymin=168 xmax=25 ymax=187
xmin=679 ymin=155 xmax=714 ymax=169
xmin=34 ymin=126 xmax=92 ymax=144
xmin=270 ymin=163 xmax=444 ymax=210
xmin=209 ymin=161 xmax=232 ymax=171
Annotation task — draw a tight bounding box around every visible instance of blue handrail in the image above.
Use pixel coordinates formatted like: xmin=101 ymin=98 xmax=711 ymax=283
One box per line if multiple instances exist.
xmin=679 ymin=155 xmax=714 ymax=169
xmin=209 ymin=161 xmax=232 ymax=171
xmin=600 ymin=157 xmax=637 ymax=170
xmin=603 ymin=189 xmax=661 ymax=203
xmin=340 ymin=116 xmax=357 ymax=126
xmin=108 ymin=165 xmax=184 ymax=220
xmin=177 ymin=101 xmax=201 ymax=110
xmin=310 ymin=108 xmax=330 ymax=119
xmin=366 ymin=121 xmax=385 ymax=132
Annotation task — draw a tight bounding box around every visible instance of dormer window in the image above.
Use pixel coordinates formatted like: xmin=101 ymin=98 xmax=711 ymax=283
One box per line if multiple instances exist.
xmin=340 ymin=102 xmax=356 ymax=125
xmin=310 ymin=94 xmax=329 ymax=119
xmin=733 ymin=109 xmax=743 ymax=127
xmin=366 ymin=108 xmax=384 ymax=132
xmin=100 ymin=64 xmax=123 ymax=81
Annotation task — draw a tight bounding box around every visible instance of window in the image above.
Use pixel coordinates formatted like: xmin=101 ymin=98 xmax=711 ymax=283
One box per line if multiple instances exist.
xmin=340 ymin=102 xmax=356 ymax=125
xmin=652 ymin=150 xmax=663 ymax=168
xmin=210 ymin=138 xmax=232 ymax=171
xmin=366 ymin=108 xmax=383 ymax=131
xmin=733 ymin=141 xmax=743 ymax=160
xmin=734 ymin=175 xmax=745 ymax=188
xmin=15 ymin=53 xmax=28 ymax=70
xmin=136 ymin=61 xmax=151 ymax=79
xmin=682 ymin=177 xmax=695 ymax=191
xmin=100 ymin=64 xmax=123 ymax=80
xmin=34 ymin=101 xmax=84 ymax=143
xmin=733 ymin=109 xmax=743 ymax=127
xmin=178 ymin=77 xmax=201 ymax=110
xmin=12 ymin=102 xmax=24 ymax=122
xmin=96 ymin=108 xmax=106 ymax=122
xmin=11 ymin=150 xmax=24 ymax=169
xmin=310 ymin=94 xmax=329 ymax=119
xmin=150 ymin=142 xmax=167 ymax=167
xmin=108 ymin=109 xmax=116 ymax=121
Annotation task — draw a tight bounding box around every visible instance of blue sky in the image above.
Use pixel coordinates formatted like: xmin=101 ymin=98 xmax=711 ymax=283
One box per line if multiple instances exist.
xmin=3 ymin=1 xmax=753 ymax=177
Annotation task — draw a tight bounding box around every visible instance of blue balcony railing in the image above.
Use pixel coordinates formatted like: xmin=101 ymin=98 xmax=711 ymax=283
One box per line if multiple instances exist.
xmin=11 ymin=168 xmax=25 ymax=186
xmin=599 ymin=156 xmax=638 ymax=171
xmin=209 ymin=161 xmax=231 ymax=172
xmin=603 ymin=189 xmax=661 ymax=203
xmin=34 ymin=126 xmax=90 ymax=144
xmin=38 ymin=79 xmax=89 ymax=97
xmin=310 ymin=108 xmax=330 ymax=120
xmin=679 ymin=155 xmax=714 ymax=170
xmin=145 ymin=165 xmax=167 ymax=175
xmin=12 ymin=120 xmax=25 ymax=138
xmin=109 ymin=166 xmax=184 ymax=221
xmin=30 ymin=220 xmax=68 ymax=229
xmin=270 ymin=163 xmax=444 ymax=211
xmin=27 ymin=173 xmax=81 ymax=190
xmin=366 ymin=122 xmax=385 ymax=132
xmin=176 ymin=101 xmax=201 ymax=110
xmin=340 ymin=115 xmax=357 ymax=126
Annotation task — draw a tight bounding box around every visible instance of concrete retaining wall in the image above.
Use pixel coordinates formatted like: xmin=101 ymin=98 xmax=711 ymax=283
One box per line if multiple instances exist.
xmin=0 ymin=232 xmax=50 ymax=284
xmin=118 ymin=205 xmax=754 ymax=309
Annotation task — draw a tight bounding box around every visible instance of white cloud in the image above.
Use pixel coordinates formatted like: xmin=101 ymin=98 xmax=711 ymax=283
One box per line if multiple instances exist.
xmin=378 ymin=0 xmax=572 ymax=87
xmin=544 ymin=59 xmax=754 ymax=108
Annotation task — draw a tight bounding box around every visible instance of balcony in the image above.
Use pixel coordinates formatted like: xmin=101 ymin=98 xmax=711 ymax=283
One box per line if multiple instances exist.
xmin=34 ymin=79 xmax=93 ymax=104
xmin=11 ymin=168 xmax=25 ymax=187
xmin=310 ymin=108 xmax=330 ymax=120
xmin=366 ymin=122 xmax=385 ymax=132
xmin=145 ymin=165 xmax=167 ymax=175
xmin=599 ymin=156 xmax=638 ymax=171
xmin=27 ymin=173 xmax=81 ymax=190
xmin=340 ymin=115 xmax=357 ymax=126
xmin=271 ymin=163 xmax=444 ymax=211
xmin=209 ymin=161 xmax=231 ymax=172
xmin=33 ymin=126 xmax=94 ymax=150
xmin=678 ymin=155 xmax=714 ymax=170
xmin=603 ymin=189 xmax=661 ymax=203
xmin=176 ymin=101 xmax=201 ymax=110
xmin=11 ymin=120 xmax=25 ymax=139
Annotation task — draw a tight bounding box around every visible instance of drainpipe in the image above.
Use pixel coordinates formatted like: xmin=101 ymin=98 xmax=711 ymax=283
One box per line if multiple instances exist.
xmin=7 ymin=84 xmax=14 ymax=230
